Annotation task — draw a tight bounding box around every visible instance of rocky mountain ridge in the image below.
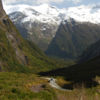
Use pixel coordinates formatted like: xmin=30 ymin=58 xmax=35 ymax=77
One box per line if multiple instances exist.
xmin=3 ymin=4 xmax=100 ymax=51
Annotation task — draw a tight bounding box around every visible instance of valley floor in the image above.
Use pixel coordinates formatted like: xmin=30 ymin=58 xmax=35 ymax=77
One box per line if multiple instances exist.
xmin=0 ymin=72 xmax=100 ymax=100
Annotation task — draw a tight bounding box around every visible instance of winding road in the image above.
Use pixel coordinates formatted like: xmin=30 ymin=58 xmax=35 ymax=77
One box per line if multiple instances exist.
xmin=44 ymin=77 xmax=71 ymax=91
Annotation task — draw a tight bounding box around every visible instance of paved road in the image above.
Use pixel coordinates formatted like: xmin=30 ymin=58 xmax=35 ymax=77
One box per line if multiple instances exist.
xmin=45 ymin=77 xmax=71 ymax=91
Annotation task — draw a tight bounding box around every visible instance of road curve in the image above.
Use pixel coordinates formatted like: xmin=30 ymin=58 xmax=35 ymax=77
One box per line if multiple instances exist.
xmin=44 ymin=77 xmax=71 ymax=91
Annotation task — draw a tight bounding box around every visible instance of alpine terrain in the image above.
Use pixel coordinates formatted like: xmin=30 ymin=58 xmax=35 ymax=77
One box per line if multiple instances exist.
xmin=1 ymin=0 xmax=100 ymax=100
xmin=0 ymin=0 xmax=66 ymax=73
xmin=4 ymin=4 xmax=100 ymax=59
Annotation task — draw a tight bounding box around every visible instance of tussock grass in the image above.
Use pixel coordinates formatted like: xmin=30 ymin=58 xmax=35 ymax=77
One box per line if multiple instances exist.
xmin=0 ymin=72 xmax=57 ymax=100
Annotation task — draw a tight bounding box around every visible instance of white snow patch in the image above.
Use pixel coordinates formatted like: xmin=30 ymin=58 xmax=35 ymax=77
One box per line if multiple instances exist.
xmin=3 ymin=4 xmax=100 ymax=24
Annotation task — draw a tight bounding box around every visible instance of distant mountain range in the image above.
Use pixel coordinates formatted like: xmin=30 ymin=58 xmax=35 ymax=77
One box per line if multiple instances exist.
xmin=4 ymin=4 xmax=100 ymax=59
xmin=4 ymin=4 xmax=100 ymax=24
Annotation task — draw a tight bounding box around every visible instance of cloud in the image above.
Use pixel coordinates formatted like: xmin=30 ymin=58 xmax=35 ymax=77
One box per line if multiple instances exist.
xmin=3 ymin=0 xmax=82 ymax=5
xmin=36 ymin=0 xmax=64 ymax=4
xmin=3 ymin=0 xmax=17 ymax=4
xmin=3 ymin=0 xmax=64 ymax=5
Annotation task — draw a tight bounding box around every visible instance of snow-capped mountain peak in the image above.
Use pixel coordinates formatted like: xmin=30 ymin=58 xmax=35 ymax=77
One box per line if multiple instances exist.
xmin=3 ymin=4 xmax=100 ymax=24
xmin=4 ymin=4 xmax=65 ymax=24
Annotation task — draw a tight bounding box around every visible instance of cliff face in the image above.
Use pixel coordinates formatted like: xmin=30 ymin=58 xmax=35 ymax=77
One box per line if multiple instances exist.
xmin=0 ymin=0 xmax=3 ymax=9
xmin=0 ymin=0 xmax=5 ymax=17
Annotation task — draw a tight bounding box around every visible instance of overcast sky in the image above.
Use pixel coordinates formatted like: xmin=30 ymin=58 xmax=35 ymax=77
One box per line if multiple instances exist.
xmin=3 ymin=0 xmax=100 ymax=8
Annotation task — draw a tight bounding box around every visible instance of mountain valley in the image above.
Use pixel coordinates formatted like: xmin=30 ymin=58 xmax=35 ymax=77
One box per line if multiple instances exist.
xmin=1 ymin=0 xmax=100 ymax=100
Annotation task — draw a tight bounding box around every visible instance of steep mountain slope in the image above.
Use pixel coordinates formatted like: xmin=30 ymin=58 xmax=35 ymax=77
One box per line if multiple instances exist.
xmin=46 ymin=20 xmax=100 ymax=59
xmin=0 ymin=0 xmax=67 ymax=73
xmin=9 ymin=11 xmax=58 ymax=51
xmin=80 ymin=39 xmax=100 ymax=62
xmin=4 ymin=4 xmax=100 ymax=51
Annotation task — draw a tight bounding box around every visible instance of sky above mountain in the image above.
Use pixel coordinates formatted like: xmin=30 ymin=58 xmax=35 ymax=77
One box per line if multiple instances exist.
xmin=3 ymin=0 xmax=100 ymax=8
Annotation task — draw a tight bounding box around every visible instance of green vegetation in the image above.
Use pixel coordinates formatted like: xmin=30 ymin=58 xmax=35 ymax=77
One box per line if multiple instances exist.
xmin=0 ymin=72 xmax=57 ymax=100
xmin=0 ymin=72 xmax=100 ymax=100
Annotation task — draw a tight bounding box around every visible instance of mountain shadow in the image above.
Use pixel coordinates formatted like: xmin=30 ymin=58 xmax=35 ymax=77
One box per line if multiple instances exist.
xmin=80 ymin=39 xmax=100 ymax=62
xmin=39 ymin=56 xmax=100 ymax=89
